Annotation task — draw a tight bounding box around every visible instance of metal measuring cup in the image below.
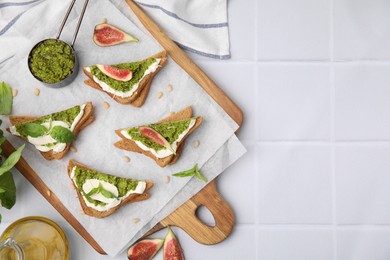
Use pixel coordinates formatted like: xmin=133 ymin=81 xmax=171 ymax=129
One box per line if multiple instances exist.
xmin=27 ymin=0 xmax=89 ymax=88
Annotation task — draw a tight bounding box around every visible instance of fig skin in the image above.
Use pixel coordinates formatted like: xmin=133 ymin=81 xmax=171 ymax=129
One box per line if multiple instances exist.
xmin=139 ymin=126 xmax=175 ymax=154
xmin=96 ymin=64 xmax=133 ymax=82
xmin=93 ymin=23 xmax=138 ymax=47
xmin=163 ymin=227 xmax=184 ymax=260
xmin=127 ymin=238 xmax=164 ymax=260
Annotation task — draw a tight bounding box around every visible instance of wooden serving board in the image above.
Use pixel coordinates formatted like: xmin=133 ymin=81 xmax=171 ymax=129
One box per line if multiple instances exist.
xmin=2 ymin=1 xmax=243 ymax=255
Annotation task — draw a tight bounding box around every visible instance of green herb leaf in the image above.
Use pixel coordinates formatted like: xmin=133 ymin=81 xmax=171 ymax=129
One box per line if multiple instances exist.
xmin=85 ymin=183 xmax=117 ymax=200
xmin=172 ymin=171 xmax=196 ymax=177
xmin=172 ymin=164 xmax=207 ymax=182
xmin=0 ymin=187 xmax=5 ymax=193
xmin=99 ymin=186 xmax=117 ymax=199
xmin=18 ymin=123 xmax=48 ymax=137
xmin=0 ymin=171 xmax=16 ymax=209
xmin=50 ymin=126 xmax=75 ymax=143
xmin=0 ymin=144 xmax=24 ymax=176
xmin=86 ymin=185 xmax=101 ymax=197
xmin=194 ymin=170 xmax=208 ymax=182
xmin=0 ymin=82 xmax=13 ymax=115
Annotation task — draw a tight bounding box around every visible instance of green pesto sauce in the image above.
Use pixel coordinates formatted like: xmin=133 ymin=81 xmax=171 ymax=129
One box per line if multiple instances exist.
xmin=89 ymin=58 xmax=156 ymax=92
xmin=29 ymin=39 xmax=75 ymax=83
xmin=15 ymin=105 xmax=80 ymax=138
xmin=127 ymin=118 xmax=193 ymax=151
xmin=73 ymin=167 xmax=140 ymax=207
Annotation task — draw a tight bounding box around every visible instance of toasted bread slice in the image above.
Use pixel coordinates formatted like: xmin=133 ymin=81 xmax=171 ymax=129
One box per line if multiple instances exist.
xmin=68 ymin=160 xmax=153 ymax=218
xmin=83 ymin=51 xmax=168 ymax=106
xmin=9 ymin=102 xmax=94 ymax=160
xmin=114 ymin=106 xmax=203 ymax=167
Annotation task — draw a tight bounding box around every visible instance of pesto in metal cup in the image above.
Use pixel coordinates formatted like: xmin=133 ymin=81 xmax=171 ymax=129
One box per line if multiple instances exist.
xmin=28 ymin=39 xmax=78 ymax=88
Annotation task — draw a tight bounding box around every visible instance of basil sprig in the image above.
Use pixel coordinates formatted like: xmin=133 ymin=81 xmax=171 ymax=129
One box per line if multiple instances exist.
xmin=0 ymin=82 xmax=13 ymax=115
xmin=19 ymin=122 xmax=75 ymax=144
xmin=0 ymin=144 xmax=25 ymax=176
xmin=172 ymin=164 xmax=207 ymax=182
xmin=86 ymin=183 xmax=118 ymax=200
xmin=50 ymin=125 xmax=75 ymax=143
xmin=18 ymin=123 xmax=48 ymax=137
xmin=0 ymin=120 xmax=25 ymax=222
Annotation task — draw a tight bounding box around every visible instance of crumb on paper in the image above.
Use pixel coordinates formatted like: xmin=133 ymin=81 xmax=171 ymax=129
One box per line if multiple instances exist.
xmin=168 ymin=112 xmax=174 ymax=116
xmin=34 ymin=88 xmax=40 ymax=96
xmin=157 ymin=91 xmax=163 ymax=99
xmin=80 ymin=210 xmax=85 ymax=215
xmin=193 ymin=140 xmax=200 ymax=148
xmin=164 ymin=175 xmax=170 ymax=184
xmin=132 ymin=218 xmax=140 ymax=223
xmin=102 ymin=18 xmax=107 ymax=23
xmin=46 ymin=190 xmax=51 ymax=197
xmin=103 ymin=101 xmax=110 ymax=109
xmin=70 ymin=146 xmax=77 ymax=153
xmin=124 ymin=156 xmax=130 ymax=162
xmin=12 ymin=89 xmax=18 ymax=97
xmin=167 ymin=84 xmax=173 ymax=92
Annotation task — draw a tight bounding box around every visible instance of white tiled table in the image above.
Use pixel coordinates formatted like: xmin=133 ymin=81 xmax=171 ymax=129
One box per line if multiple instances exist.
xmin=3 ymin=0 xmax=390 ymax=259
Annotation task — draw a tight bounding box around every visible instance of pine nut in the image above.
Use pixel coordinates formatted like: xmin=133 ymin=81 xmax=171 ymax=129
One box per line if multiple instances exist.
xmin=12 ymin=89 xmax=18 ymax=97
xmin=103 ymin=101 xmax=110 ymax=109
xmin=34 ymin=88 xmax=40 ymax=96
xmin=132 ymin=218 xmax=140 ymax=223
xmin=193 ymin=140 xmax=200 ymax=148
xmin=157 ymin=92 xmax=163 ymax=99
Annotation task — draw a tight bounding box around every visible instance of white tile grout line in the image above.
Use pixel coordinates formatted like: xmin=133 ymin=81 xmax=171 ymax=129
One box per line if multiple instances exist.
xmin=254 ymin=0 xmax=260 ymax=258
xmin=330 ymin=0 xmax=337 ymax=258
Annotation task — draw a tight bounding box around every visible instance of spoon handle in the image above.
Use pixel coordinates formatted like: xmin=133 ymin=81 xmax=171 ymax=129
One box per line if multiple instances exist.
xmin=56 ymin=0 xmax=76 ymax=39
xmin=71 ymin=0 xmax=90 ymax=47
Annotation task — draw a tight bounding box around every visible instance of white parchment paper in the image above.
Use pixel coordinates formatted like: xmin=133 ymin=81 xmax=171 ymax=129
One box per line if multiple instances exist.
xmin=0 ymin=0 xmax=246 ymax=256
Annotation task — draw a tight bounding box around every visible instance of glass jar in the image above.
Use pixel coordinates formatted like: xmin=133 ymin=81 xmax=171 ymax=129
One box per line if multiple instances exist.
xmin=0 ymin=216 xmax=69 ymax=259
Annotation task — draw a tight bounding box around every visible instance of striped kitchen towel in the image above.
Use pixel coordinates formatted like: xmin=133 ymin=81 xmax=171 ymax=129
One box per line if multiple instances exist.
xmin=0 ymin=0 xmax=231 ymax=64
xmin=134 ymin=0 xmax=230 ymax=59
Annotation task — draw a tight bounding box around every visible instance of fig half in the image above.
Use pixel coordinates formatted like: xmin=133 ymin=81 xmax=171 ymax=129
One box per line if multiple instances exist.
xmin=127 ymin=238 xmax=164 ymax=260
xmin=93 ymin=23 xmax=138 ymax=47
xmin=163 ymin=227 xmax=184 ymax=260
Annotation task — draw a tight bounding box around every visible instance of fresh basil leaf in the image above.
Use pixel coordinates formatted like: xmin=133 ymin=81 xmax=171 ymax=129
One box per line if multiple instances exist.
xmin=0 ymin=171 xmax=16 ymax=209
xmin=50 ymin=126 xmax=75 ymax=143
xmin=86 ymin=186 xmax=100 ymax=197
xmin=172 ymin=164 xmax=207 ymax=182
xmin=0 ymin=144 xmax=24 ymax=176
xmin=85 ymin=183 xmax=117 ymax=200
xmin=194 ymin=170 xmax=207 ymax=182
xmin=100 ymin=186 xmax=117 ymax=199
xmin=18 ymin=123 xmax=48 ymax=137
xmin=0 ymin=82 xmax=13 ymax=115
xmin=172 ymin=171 xmax=195 ymax=177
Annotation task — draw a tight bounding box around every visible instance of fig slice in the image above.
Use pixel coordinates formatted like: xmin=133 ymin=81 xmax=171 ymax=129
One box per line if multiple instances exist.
xmin=93 ymin=23 xmax=138 ymax=47
xmin=127 ymin=238 xmax=164 ymax=260
xmin=96 ymin=64 xmax=133 ymax=81
xmin=139 ymin=126 xmax=175 ymax=154
xmin=163 ymin=227 xmax=184 ymax=260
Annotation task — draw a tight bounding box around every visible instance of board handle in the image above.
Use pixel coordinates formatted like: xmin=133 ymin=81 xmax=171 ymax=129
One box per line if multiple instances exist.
xmin=160 ymin=180 xmax=235 ymax=244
